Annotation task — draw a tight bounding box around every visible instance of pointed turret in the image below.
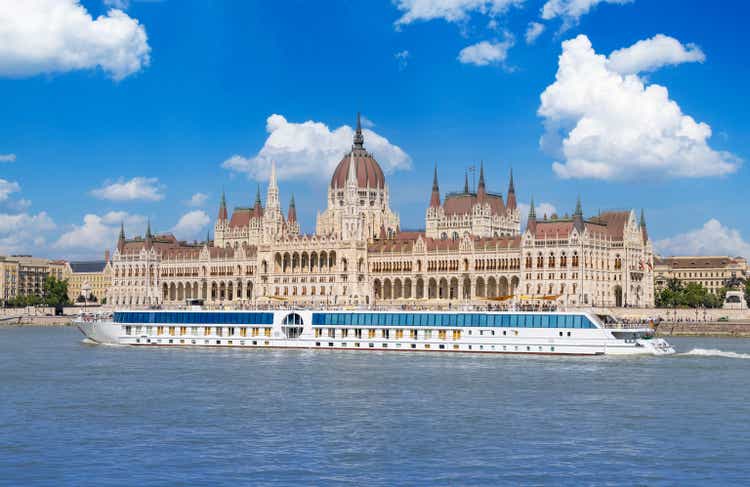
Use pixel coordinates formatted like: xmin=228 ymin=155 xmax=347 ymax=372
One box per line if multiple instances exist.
xmin=145 ymin=219 xmax=153 ymax=249
xmin=254 ymin=185 xmax=263 ymax=216
xmin=353 ymin=112 xmax=364 ymax=149
xmin=347 ymin=151 xmax=358 ymax=186
xmin=464 ymin=170 xmax=470 ymax=194
xmin=218 ymin=190 xmax=228 ymax=221
xmin=266 ymin=160 xmax=280 ymax=212
xmin=573 ymin=196 xmax=584 ymax=232
xmin=117 ymin=221 xmax=125 ymax=252
xmin=527 ymin=197 xmax=537 ymax=235
xmin=640 ymin=209 xmax=648 ymax=243
xmin=477 ymin=161 xmax=486 ymax=200
xmin=429 ymin=164 xmax=441 ymax=208
xmin=287 ymin=194 xmax=297 ymax=223
xmin=506 ymin=168 xmax=517 ymax=211
xmin=205 ymin=229 xmax=211 ymax=247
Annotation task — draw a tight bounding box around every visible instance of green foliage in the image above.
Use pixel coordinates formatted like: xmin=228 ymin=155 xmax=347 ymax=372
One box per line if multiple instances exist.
xmin=2 ymin=276 xmax=71 ymax=308
xmin=656 ymin=280 xmax=725 ymax=309
xmin=3 ymin=294 xmax=43 ymax=308
xmin=42 ymin=276 xmax=71 ymax=307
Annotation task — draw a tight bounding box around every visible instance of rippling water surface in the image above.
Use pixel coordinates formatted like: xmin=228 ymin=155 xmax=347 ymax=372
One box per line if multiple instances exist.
xmin=1 ymin=326 xmax=749 ymax=486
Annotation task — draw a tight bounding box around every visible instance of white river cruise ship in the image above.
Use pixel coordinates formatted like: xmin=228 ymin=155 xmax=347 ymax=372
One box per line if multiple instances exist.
xmin=76 ymin=308 xmax=674 ymax=356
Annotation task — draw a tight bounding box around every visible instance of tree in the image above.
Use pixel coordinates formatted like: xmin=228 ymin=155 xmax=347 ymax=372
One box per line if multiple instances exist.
xmin=42 ymin=276 xmax=71 ymax=308
xmin=656 ymin=280 xmax=723 ymax=309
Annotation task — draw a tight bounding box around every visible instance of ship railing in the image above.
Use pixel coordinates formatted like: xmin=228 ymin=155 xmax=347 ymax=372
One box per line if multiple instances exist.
xmin=600 ymin=323 xmax=651 ymax=330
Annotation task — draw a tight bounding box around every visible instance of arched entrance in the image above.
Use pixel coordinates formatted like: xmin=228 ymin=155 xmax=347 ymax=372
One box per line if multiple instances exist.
xmin=614 ymin=285 xmax=623 ymax=307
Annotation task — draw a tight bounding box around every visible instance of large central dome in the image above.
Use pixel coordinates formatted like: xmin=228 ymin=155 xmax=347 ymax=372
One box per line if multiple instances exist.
xmin=330 ymin=114 xmax=385 ymax=190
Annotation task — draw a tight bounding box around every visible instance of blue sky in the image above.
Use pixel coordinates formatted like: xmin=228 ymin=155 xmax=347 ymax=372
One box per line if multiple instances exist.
xmin=1 ymin=0 xmax=749 ymax=259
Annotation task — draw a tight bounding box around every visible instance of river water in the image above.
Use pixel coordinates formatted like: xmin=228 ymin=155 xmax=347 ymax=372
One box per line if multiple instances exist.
xmin=1 ymin=326 xmax=748 ymax=486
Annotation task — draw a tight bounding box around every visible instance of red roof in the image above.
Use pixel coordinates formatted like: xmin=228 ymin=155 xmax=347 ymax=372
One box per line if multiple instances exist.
xmin=330 ymin=148 xmax=385 ymax=189
xmin=228 ymin=208 xmax=262 ymax=228
xmin=442 ymin=192 xmax=505 ymax=216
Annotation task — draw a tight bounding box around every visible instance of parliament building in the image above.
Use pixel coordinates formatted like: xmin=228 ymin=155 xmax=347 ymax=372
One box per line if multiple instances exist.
xmin=108 ymin=115 xmax=655 ymax=309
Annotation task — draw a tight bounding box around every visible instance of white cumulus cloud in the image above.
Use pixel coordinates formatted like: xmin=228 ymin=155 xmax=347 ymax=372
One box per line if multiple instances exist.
xmin=171 ymin=210 xmax=210 ymax=240
xmin=54 ymin=211 xmax=144 ymax=255
xmin=394 ymin=0 xmax=525 ymax=26
xmin=607 ymin=34 xmax=705 ymax=75
xmin=0 ymin=179 xmax=21 ymax=202
xmin=458 ymin=34 xmax=514 ymax=66
xmin=0 ymin=154 xmax=16 ymax=162
xmin=91 ymin=177 xmax=164 ymax=201
xmin=0 ymin=0 xmax=150 ymax=81
xmin=0 ymin=211 xmax=56 ymax=255
xmin=525 ymin=21 xmax=545 ymax=44
xmin=541 ymin=0 xmax=632 ymax=26
xmin=186 ymin=192 xmax=208 ymax=207
xmin=222 ymin=114 xmax=411 ymax=182
xmin=538 ymin=35 xmax=740 ymax=181
xmin=656 ymin=219 xmax=750 ymax=259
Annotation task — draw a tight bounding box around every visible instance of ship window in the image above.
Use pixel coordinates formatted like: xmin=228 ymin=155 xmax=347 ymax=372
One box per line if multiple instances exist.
xmin=282 ymin=313 xmax=304 ymax=339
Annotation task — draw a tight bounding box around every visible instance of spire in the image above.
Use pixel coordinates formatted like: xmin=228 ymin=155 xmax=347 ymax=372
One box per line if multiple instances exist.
xmin=477 ymin=161 xmax=486 ymax=200
xmin=269 ymin=160 xmax=278 ymax=191
xmin=429 ymin=163 xmax=441 ymax=208
xmin=347 ymin=150 xmax=358 ymax=187
xmin=117 ymin=221 xmax=125 ymax=251
xmin=218 ymin=189 xmax=228 ymax=221
xmin=255 ymin=185 xmax=262 ymax=207
xmin=640 ymin=209 xmax=648 ymax=243
xmin=205 ymin=229 xmax=211 ymax=247
xmin=353 ymin=112 xmax=364 ymax=149
xmin=506 ymin=168 xmax=517 ymax=210
xmin=464 ymin=170 xmax=469 ymax=194
xmin=640 ymin=208 xmax=646 ymax=227
xmin=527 ymin=197 xmax=537 ymax=234
xmin=573 ymin=195 xmax=584 ymax=232
xmin=287 ymin=194 xmax=297 ymax=223
xmin=145 ymin=218 xmax=153 ymax=249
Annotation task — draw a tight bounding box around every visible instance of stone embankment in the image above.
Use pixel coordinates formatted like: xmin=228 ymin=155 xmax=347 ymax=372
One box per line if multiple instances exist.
xmin=0 ymin=314 xmax=72 ymax=326
xmin=654 ymin=322 xmax=750 ymax=338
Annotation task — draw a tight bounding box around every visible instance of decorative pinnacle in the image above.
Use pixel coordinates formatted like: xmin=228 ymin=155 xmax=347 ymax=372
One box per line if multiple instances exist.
xmin=574 ymin=195 xmax=583 ymax=217
xmin=432 ymin=163 xmax=439 ymax=191
xmin=255 ymin=185 xmax=262 ymax=207
xmin=640 ymin=209 xmax=646 ymax=227
xmin=529 ymin=197 xmax=536 ymax=219
xmin=353 ymin=112 xmax=364 ymax=149
xmin=119 ymin=220 xmax=125 ymax=240
xmin=464 ymin=170 xmax=469 ymax=193
xmin=508 ymin=168 xmax=515 ymax=193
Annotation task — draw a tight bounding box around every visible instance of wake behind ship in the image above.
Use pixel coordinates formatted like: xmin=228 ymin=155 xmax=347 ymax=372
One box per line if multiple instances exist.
xmin=77 ymin=308 xmax=674 ymax=356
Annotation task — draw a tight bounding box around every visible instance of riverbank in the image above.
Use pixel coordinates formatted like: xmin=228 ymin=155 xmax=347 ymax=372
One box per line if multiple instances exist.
xmin=0 ymin=315 xmax=73 ymax=326
xmin=655 ymin=322 xmax=750 ymax=338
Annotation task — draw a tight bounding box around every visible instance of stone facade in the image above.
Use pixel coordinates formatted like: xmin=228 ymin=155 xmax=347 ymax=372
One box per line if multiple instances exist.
xmin=108 ymin=115 xmax=655 ymax=309
xmin=63 ymin=260 xmax=111 ymax=303
xmin=654 ymin=256 xmax=748 ymax=295
xmin=0 ymin=255 xmax=65 ymax=303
